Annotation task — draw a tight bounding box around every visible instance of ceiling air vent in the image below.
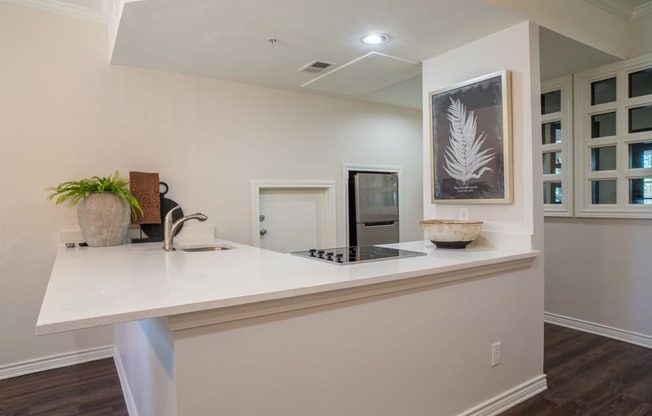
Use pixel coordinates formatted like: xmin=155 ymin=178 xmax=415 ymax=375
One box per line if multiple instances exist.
xmin=299 ymin=60 xmax=335 ymax=73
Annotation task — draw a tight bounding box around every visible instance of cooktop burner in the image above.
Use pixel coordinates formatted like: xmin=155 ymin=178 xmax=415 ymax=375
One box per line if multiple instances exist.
xmin=291 ymin=245 xmax=426 ymax=265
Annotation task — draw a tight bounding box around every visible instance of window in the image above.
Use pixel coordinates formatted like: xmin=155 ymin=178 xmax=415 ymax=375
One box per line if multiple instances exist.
xmin=541 ymin=76 xmax=573 ymax=216
xmin=574 ymin=54 xmax=652 ymax=218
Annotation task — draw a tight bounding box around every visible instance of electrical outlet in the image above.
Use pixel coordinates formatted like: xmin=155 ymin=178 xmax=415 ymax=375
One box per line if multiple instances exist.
xmin=459 ymin=208 xmax=469 ymax=220
xmin=492 ymin=341 xmax=502 ymax=367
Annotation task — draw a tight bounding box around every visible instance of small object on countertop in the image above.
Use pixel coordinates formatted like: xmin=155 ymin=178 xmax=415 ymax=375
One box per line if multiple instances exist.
xmin=420 ymin=219 xmax=483 ymax=249
xmin=129 ymin=171 xmax=161 ymax=225
xmin=65 ymin=242 xmax=75 ymax=248
xmin=79 ymin=242 xmax=88 ymax=247
xmin=131 ymin=236 xmax=164 ymax=244
xmin=140 ymin=182 xmax=184 ymax=239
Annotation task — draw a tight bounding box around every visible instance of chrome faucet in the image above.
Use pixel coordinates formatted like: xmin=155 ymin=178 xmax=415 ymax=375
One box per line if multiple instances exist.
xmin=163 ymin=206 xmax=208 ymax=251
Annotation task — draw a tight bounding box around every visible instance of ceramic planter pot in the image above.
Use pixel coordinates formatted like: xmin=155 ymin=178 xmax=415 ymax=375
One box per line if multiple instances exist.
xmin=77 ymin=192 xmax=130 ymax=247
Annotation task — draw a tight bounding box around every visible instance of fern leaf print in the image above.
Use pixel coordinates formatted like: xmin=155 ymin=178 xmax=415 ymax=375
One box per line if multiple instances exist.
xmin=443 ymin=97 xmax=495 ymax=185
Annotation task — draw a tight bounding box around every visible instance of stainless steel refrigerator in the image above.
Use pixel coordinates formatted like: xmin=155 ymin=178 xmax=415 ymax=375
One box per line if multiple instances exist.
xmin=349 ymin=172 xmax=399 ymax=246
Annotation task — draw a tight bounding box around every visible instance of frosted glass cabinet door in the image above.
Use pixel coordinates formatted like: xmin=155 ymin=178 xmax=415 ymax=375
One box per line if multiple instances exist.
xmin=629 ymin=178 xmax=652 ymax=205
xmin=591 ymin=112 xmax=616 ymax=138
xmin=591 ymin=180 xmax=617 ymax=204
xmin=542 ymin=121 xmax=562 ymax=144
xmin=591 ymin=146 xmax=616 ymax=171
xmin=629 ymin=105 xmax=652 ymax=133
xmin=629 ymin=68 xmax=652 ymax=98
xmin=543 ymin=182 xmax=562 ymax=205
xmin=541 ymin=90 xmax=561 ymax=114
xmin=591 ymin=77 xmax=616 ymax=105
xmin=543 ymin=152 xmax=562 ymax=175
xmin=541 ymin=76 xmax=573 ymax=217
xmin=575 ymin=56 xmax=652 ymax=217
xmin=629 ymin=141 xmax=652 ymax=169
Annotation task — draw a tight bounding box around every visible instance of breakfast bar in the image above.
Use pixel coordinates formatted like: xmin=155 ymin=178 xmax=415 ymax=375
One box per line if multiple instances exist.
xmin=37 ymin=238 xmax=542 ymax=416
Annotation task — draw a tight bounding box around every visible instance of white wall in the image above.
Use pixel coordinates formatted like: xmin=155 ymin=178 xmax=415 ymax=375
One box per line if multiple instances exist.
xmin=422 ymin=21 xmax=543 ymax=248
xmin=172 ymin=267 xmax=544 ymax=416
xmin=421 ymin=20 xmax=545 ymax=407
xmin=0 ymin=3 xmax=422 ymax=369
xmin=115 ymin=320 xmax=177 ymax=416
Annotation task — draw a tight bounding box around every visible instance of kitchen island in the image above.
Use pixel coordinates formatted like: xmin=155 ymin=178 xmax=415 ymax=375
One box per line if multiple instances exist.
xmin=37 ymin=238 xmax=544 ymax=416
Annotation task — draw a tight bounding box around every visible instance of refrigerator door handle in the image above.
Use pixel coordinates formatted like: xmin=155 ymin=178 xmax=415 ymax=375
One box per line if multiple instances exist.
xmin=361 ymin=221 xmax=396 ymax=227
xmin=354 ymin=174 xmax=363 ymax=223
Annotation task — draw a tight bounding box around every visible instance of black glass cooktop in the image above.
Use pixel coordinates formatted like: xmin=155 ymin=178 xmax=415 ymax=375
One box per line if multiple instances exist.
xmin=291 ymin=245 xmax=426 ymax=265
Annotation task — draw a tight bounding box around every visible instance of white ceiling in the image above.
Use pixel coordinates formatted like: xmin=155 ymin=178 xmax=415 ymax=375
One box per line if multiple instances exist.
xmin=110 ymin=0 xmax=526 ymax=109
xmin=6 ymin=0 xmax=640 ymax=108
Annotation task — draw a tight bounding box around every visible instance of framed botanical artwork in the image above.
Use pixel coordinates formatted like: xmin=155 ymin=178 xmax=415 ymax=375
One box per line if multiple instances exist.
xmin=429 ymin=70 xmax=512 ymax=204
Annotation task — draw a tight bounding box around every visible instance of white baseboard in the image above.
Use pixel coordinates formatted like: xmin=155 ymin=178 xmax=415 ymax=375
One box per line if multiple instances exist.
xmin=0 ymin=345 xmax=113 ymax=380
xmin=457 ymin=374 xmax=547 ymax=416
xmin=544 ymin=312 xmax=652 ymax=350
xmin=113 ymin=346 xmax=139 ymax=416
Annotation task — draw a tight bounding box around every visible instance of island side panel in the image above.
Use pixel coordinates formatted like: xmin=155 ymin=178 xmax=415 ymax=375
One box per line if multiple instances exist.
xmin=170 ymin=266 xmax=544 ymax=416
xmin=114 ymin=319 xmax=178 ymax=416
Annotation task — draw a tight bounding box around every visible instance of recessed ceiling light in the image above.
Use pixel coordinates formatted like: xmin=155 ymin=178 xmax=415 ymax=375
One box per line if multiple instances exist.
xmin=361 ymin=34 xmax=389 ymax=46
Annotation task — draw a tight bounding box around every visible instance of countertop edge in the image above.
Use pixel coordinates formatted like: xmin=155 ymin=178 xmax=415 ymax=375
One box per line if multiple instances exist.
xmin=36 ymin=247 xmax=540 ymax=336
xmin=166 ymin=252 xmax=539 ymax=331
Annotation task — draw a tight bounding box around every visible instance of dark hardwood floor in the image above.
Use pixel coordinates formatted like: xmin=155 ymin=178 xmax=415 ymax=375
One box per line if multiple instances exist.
xmin=1 ymin=324 xmax=651 ymax=415
xmin=0 ymin=358 xmax=127 ymax=416
xmin=503 ymin=324 xmax=652 ymax=416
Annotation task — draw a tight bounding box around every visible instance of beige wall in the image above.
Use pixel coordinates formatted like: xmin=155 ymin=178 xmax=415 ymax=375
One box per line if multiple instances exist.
xmin=545 ymin=218 xmax=652 ymax=337
xmin=482 ymin=0 xmax=652 ymax=341
xmin=483 ymin=0 xmax=631 ymax=58
xmin=630 ymin=13 xmax=652 ymax=58
xmin=0 ymin=3 xmax=422 ymax=369
xmin=541 ymin=53 xmax=652 ymax=340
xmin=484 ymin=0 xmax=652 ymax=59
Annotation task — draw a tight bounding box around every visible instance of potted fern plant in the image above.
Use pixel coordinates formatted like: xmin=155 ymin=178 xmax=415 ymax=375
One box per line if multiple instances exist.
xmin=48 ymin=171 xmax=143 ymax=247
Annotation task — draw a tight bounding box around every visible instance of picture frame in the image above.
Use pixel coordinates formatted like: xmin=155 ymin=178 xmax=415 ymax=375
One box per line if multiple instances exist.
xmin=429 ymin=70 xmax=512 ymax=204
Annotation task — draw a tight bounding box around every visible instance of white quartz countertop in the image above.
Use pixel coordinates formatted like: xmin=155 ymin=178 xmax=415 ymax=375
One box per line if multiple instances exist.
xmin=36 ymin=239 xmax=539 ymax=335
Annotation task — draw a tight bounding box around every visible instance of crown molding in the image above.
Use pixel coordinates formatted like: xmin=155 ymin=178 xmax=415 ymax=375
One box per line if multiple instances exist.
xmin=632 ymin=1 xmax=652 ymax=19
xmin=586 ymin=0 xmax=652 ymax=21
xmin=0 ymin=0 xmax=111 ymax=23
xmin=587 ymin=0 xmax=634 ymax=20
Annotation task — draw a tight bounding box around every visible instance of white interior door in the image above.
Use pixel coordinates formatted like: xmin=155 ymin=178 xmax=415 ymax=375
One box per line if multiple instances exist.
xmin=257 ymin=186 xmax=334 ymax=253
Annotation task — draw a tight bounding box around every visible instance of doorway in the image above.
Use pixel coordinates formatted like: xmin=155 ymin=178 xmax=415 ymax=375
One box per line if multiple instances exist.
xmin=252 ymin=181 xmax=336 ymax=253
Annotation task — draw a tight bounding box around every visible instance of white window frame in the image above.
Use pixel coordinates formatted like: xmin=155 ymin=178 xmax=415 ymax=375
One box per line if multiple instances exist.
xmin=541 ymin=76 xmax=574 ymax=217
xmin=574 ymin=54 xmax=652 ymax=219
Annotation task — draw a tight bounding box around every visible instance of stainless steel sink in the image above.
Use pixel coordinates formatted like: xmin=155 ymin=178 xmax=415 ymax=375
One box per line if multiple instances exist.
xmin=180 ymin=245 xmax=235 ymax=252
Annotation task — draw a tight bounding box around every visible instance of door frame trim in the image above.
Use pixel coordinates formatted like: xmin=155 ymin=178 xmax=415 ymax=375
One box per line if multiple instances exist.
xmin=252 ymin=180 xmax=337 ymax=248
xmin=342 ymin=165 xmax=402 ymax=246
